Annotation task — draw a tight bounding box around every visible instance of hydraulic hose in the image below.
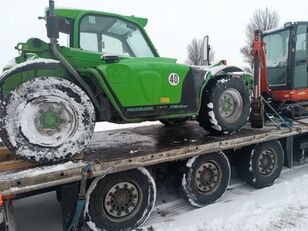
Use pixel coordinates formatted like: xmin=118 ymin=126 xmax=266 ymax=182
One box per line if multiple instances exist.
xmin=50 ymin=40 xmax=100 ymax=113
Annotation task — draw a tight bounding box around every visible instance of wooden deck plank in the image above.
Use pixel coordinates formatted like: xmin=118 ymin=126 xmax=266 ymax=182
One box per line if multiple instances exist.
xmin=0 ymin=160 xmax=38 ymax=172
xmin=0 ymin=147 xmax=11 ymax=155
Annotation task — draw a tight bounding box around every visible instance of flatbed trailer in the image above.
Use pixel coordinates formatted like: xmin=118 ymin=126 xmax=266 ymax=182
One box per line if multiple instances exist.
xmin=1 ymin=120 xmax=308 ymax=230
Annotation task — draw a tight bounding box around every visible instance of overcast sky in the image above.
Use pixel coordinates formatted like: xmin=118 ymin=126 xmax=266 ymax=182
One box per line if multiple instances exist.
xmin=1 ymin=0 xmax=307 ymax=69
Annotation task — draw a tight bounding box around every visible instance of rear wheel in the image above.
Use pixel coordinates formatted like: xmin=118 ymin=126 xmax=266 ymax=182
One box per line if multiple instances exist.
xmin=85 ymin=168 xmax=156 ymax=231
xmin=182 ymin=152 xmax=231 ymax=207
xmin=234 ymin=140 xmax=284 ymax=188
xmin=0 ymin=77 xmax=95 ymax=163
xmin=197 ymin=76 xmax=250 ymax=134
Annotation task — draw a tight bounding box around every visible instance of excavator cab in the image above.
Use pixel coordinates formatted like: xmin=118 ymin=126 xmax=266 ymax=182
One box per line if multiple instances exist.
xmin=262 ymin=22 xmax=308 ymax=116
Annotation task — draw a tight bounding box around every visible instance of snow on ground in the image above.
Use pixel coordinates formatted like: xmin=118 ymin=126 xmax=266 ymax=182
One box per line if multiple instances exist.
xmin=146 ymin=165 xmax=308 ymax=231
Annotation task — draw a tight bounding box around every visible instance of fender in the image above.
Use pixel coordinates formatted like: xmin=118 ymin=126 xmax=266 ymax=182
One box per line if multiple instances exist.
xmin=196 ymin=65 xmax=246 ymax=112
xmin=0 ymin=58 xmax=60 ymax=86
xmin=201 ymin=65 xmax=244 ymax=77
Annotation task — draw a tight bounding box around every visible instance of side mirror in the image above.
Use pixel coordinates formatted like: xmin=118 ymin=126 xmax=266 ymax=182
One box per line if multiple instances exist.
xmin=203 ymin=36 xmax=210 ymax=65
xmin=46 ymin=0 xmax=59 ymax=40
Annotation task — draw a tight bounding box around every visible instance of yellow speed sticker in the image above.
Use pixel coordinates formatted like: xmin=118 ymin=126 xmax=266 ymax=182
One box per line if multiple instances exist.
xmin=160 ymin=97 xmax=170 ymax=103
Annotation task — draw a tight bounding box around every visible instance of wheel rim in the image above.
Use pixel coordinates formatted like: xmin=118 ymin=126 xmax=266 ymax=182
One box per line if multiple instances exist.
xmin=194 ymin=161 xmax=222 ymax=193
xmin=103 ymin=181 xmax=143 ymax=222
xmin=19 ymin=96 xmax=77 ymax=147
xmin=218 ymin=88 xmax=243 ymax=123
xmin=258 ymin=149 xmax=277 ymax=176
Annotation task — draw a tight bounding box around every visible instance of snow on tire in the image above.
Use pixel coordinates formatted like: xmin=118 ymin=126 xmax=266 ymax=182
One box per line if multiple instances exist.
xmin=182 ymin=152 xmax=231 ymax=207
xmin=234 ymin=140 xmax=284 ymax=188
xmin=85 ymin=167 xmax=156 ymax=231
xmin=0 ymin=77 xmax=95 ymax=163
xmin=197 ymin=76 xmax=250 ymax=134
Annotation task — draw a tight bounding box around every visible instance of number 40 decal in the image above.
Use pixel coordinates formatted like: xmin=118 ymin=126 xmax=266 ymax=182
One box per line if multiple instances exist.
xmin=168 ymin=73 xmax=180 ymax=86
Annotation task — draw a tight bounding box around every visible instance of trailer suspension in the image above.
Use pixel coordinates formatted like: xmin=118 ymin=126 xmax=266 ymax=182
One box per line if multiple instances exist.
xmin=66 ymin=164 xmax=92 ymax=231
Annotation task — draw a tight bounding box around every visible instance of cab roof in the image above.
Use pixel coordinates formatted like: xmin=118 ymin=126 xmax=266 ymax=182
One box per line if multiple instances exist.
xmin=54 ymin=8 xmax=148 ymax=28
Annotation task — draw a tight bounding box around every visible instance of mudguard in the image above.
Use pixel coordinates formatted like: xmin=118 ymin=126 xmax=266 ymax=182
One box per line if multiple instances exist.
xmin=191 ymin=64 xmax=246 ymax=112
xmin=0 ymin=58 xmax=60 ymax=86
xmin=201 ymin=65 xmax=244 ymax=78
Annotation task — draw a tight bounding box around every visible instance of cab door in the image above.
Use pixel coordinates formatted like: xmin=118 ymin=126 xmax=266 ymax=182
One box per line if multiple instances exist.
xmin=294 ymin=24 xmax=308 ymax=89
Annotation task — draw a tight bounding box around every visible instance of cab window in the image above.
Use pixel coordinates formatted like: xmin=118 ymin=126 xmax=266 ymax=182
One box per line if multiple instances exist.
xmin=79 ymin=15 xmax=155 ymax=57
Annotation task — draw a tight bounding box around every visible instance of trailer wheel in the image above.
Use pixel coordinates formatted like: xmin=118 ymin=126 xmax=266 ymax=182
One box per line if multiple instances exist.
xmin=197 ymin=76 xmax=250 ymax=134
xmin=182 ymin=152 xmax=231 ymax=207
xmin=234 ymin=140 xmax=284 ymax=188
xmin=0 ymin=77 xmax=95 ymax=163
xmin=160 ymin=118 xmax=188 ymax=126
xmin=85 ymin=168 xmax=156 ymax=231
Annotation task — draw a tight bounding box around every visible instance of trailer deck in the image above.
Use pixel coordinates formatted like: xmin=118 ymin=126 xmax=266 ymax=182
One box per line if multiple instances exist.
xmin=1 ymin=120 xmax=307 ymax=197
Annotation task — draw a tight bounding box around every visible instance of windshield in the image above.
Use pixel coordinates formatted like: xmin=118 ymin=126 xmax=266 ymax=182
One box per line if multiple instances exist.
xmin=80 ymin=15 xmax=155 ymax=57
xmin=263 ymin=29 xmax=290 ymax=86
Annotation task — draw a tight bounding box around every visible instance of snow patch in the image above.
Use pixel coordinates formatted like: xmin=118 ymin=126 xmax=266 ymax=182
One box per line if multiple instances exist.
xmin=151 ymin=174 xmax=308 ymax=231
xmin=186 ymin=156 xmax=198 ymax=168
xmin=208 ymin=111 xmax=222 ymax=131
xmin=207 ymin=103 xmax=214 ymax=109
xmin=181 ymin=174 xmax=203 ymax=208
xmin=0 ymin=58 xmax=59 ymax=79
xmin=86 ymin=220 xmax=100 ymax=231
xmin=130 ymin=148 xmax=142 ymax=154
xmin=0 ymin=161 xmax=83 ymax=182
xmin=249 ymin=148 xmax=255 ymax=173
xmin=217 ymin=78 xmax=229 ymax=84
xmin=136 ymin=167 xmax=157 ymax=227
xmin=3 ymin=58 xmax=17 ymax=69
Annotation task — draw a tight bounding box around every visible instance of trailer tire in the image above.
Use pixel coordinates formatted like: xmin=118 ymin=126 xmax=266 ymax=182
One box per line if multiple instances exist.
xmin=0 ymin=77 xmax=95 ymax=163
xmin=234 ymin=140 xmax=284 ymax=188
xmin=197 ymin=76 xmax=250 ymax=134
xmin=85 ymin=168 xmax=156 ymax=231
xmin=182 ymin=152 xmax=231 ymax=207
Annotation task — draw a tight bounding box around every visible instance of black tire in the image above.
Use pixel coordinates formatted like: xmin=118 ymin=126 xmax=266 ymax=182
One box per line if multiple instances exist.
xmin=0 ymin=208 xmax=4 ymax=231
xmin=0 ymin=77 xmax=95 ymax=163
xmin=182 ymin=152 xmax=231 ymax=207
xmin=197 ymin=76 xmax=250 ymax=134
xmin=160 ymin=118 xmax=188 ymax=126
xmin=85 ymin=168 xmax=156 ymax=231
xmin=234 ymin=140 xmax=284 ymax=188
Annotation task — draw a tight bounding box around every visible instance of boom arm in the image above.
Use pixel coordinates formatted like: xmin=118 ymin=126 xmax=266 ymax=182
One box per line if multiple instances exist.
xmin=252 ymin=30 xmax=270 ymax=96
xmin=250 ymin=30 xmax=269 ymax=128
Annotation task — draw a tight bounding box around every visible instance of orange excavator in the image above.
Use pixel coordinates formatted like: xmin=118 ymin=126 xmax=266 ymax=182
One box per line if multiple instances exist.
xmin=250 ymin=22 xmax=308 ymax=128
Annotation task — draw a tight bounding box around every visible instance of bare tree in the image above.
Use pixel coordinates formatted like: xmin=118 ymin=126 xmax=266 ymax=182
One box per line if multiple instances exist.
xmin=186 ymin=38 xmax=215 ymax=65
xmin=241 ymin=7 xmax=280 ymax=71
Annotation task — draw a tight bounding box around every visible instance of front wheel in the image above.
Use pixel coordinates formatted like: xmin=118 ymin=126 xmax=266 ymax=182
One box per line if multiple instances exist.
xmin=0 ymin=77 xmax=95 ymax=163
xmin=197 ymin=76 xmax=250 ymax=134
